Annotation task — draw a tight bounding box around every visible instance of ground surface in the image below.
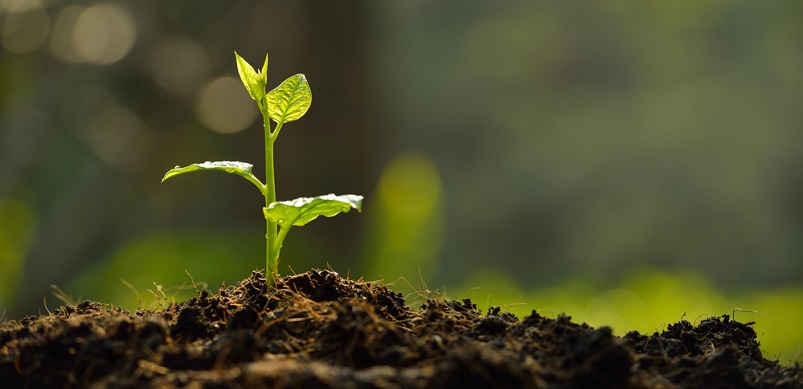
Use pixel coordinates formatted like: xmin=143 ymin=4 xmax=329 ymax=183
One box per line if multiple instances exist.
xmin=1 ymin=269 xmax=800 ymax=388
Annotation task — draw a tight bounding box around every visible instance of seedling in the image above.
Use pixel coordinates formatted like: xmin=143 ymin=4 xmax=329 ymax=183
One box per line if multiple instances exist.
xmin=162 ymin=52 xmax=363 ymax=284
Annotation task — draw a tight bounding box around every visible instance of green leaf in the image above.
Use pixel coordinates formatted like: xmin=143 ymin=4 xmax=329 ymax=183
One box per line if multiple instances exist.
xmin=266 ymin=74 xmax=311 ymax=124
xmin=162 ymin=161 xmax=265 ymax=193
xmin=264 ymin=194 xmax=363 ymax=227
xmin=260 ymin=53 xmax=269 ymax=86
xmin=235 ymin=52 xmax=265 ymax=102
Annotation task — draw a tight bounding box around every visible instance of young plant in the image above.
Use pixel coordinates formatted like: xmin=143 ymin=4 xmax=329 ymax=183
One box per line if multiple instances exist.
xmin=162 ymin=52 xmax=363 ymax=284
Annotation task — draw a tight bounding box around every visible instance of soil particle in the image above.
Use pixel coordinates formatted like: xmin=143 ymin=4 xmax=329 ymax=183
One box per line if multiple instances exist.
xmin=1 ymin=269 xmax=800 ymax=388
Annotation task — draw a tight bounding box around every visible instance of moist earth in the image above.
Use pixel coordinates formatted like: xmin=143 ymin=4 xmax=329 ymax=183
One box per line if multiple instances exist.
xmin=1 ymin=269 xmax=800 ymax=388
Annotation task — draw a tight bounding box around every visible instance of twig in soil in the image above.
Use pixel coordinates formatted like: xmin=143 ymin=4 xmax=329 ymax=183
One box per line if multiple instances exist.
xmin=50 ymin=284 xmax=78 ymax=306
xmin=256 ymin=316 xmax=288 ymax=337
xmin=694 ymin=313 xmax=712 ymax=325
xmin=400 ymin=270 xmax=449 ymax=307
xmin=121 ymin=278 xmax=143 ymax=310
xmin=323 ymin=262 xmax=336 ymax=277
xmin=184 ymin=270 xmax=207 ymax=293
xmin=137 ymin=360 xmax=170 ymax=376
xmin=498 ymin=301 xmax=527 ymax=314
xmin=459 ymin=286 xmax=481 ymax=301
xmin=147 ymin=283 xmax=168 ymax=310
xmin=534 ymin=307 xmax=560 ymax=318
xmin=732 ymin=307 xmax=759 ymax=322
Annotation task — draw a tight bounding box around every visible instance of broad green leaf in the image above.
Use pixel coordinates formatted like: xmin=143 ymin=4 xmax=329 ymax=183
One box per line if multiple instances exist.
xmin=235 ymin=52 xmax=264 ymax=102
xmin=264 ymin=194 xmax=362 ymax=227
xmin=162 ymin=161 xmax=265 ymax=193
xmin=266 ymin=74 xmax=311 ymax=124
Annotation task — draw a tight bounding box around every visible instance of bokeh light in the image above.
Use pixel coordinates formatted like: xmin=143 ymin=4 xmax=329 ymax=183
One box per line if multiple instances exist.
xmin=363 ymin=154 xmax=445 ymax=283
xmin=49 ymin=3 xmax=136 ymax=65
xmin=195 ymin=76 xmax=259 ymax=134
xmin=1 ymin=3 xmax=50 ymax=53
xmin=0 ymin=0 xmax=41 ymax=13
xmin=149 ymin=37 xmax=211 ymax=96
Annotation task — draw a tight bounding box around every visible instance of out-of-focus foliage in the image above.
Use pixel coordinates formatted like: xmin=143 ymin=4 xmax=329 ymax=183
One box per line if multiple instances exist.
xmin=361 ymin=154 xmax=444 ymax=286
xmin=0 ymin=198 xmax=35 ymax=310
xmin=456 ymin=268 xmax=803 ymax=364
xmin=66 ymin=228 xmax=264 ymax=311
xmin=375 ymin=1 xmax=803 ymax=288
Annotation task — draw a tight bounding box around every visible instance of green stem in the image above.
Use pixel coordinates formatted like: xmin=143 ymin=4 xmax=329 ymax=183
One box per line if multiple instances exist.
xmin=272 ymin=121 xmax=285 ymax=141
xmin=264 ymin=109 xmax=278 ymax=284
xmin=273 ymin=219 xmax=294 ymax=254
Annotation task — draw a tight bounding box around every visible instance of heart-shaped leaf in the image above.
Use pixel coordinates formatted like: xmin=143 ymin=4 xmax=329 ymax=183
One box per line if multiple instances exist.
xmin=266 ymin=74 xmax=311 ymax=124
xmin=235 ymin=52 xmax=265 ymax=102
xmin=264 ymin=194 xmax=362 ymax=227
xmin=162 ymin=161 xmax=265 ymax=193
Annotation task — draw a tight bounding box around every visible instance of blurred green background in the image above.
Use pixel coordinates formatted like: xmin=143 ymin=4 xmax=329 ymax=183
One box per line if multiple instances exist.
xmin=1 ymin=1 xmax=801 ymax=362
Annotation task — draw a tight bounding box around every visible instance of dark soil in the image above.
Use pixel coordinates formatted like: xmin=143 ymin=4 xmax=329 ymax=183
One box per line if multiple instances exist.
xmin=1 ymin=269 xmax=800 ymax=388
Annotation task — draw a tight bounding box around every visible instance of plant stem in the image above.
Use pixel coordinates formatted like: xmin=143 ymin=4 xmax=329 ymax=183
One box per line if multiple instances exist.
xmin=263 ymin=109 xmax=278 ymax=284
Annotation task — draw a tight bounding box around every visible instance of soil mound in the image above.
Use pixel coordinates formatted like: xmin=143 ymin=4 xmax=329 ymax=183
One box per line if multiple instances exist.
xmin=1 ymin=270 xmax=800 ymax=388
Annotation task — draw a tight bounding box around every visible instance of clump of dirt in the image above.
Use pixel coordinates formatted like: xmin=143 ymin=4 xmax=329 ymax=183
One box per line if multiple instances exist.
xmin=1 ymin=269 xmax=800 ymax=388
